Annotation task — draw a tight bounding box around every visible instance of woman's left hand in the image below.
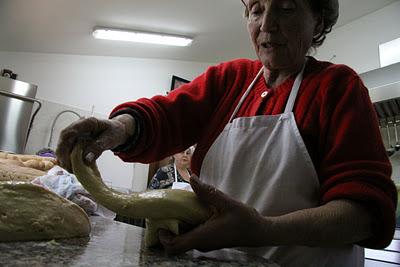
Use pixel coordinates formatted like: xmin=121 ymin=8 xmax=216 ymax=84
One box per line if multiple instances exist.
xmin=158 ymin=175 xmax=268 ymax=254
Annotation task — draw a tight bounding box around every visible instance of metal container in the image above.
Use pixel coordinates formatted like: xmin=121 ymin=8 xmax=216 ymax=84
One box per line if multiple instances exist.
xmin=361 ymin=61 xmax=400 ymax=102
xmin=0 ymin=76 xmax=41 ymax=154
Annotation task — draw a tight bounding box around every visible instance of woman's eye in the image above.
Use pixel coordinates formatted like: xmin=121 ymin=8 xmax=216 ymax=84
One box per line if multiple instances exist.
xmin=281 ymin=2 xmax=296 ymax=12
xmin=282 ymin=7 xmax=295 ymax=12
xmin=250 ymin=4 xmax=262 ymax=16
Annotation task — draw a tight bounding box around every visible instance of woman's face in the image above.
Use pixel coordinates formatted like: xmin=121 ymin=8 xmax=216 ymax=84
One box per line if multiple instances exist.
xmin=173 ymin=148 xmax=193 ymax=168
xmin=245 ymin=0 xmax=320 ymax=71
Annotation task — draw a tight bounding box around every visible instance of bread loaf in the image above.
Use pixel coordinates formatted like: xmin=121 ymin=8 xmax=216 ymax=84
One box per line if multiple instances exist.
xmin=0 ymin=162 xmax=46 ymax=182
xmin=0 ymin=151 xmax=56 ymax=163
xmin=0 ymin=151 xmax=56 ymax=171
xmin=0 ymin=158 xmax=25 ymax=167
xmin=0 ymin=181 xmax=91 ymax=241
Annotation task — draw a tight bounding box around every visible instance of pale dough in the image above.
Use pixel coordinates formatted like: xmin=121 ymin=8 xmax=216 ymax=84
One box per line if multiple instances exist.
xmin=0 ymin=152 xmax=56 ymax=171
xmin=0 ymin=181 xmax=91 ymax=241
xmin=0 ymin=162 xmax=46 ymax=182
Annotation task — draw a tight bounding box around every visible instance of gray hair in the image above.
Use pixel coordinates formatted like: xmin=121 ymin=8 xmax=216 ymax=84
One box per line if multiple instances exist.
xmin=240 ymin=0 xmax=339 ymax=48
xmin=309 ymin=0 xmax=339 ymax=47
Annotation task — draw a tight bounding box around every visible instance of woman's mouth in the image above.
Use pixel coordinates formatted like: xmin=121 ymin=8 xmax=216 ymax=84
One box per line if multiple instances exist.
xmin=261 ymin=42 xmax=283 ymax=49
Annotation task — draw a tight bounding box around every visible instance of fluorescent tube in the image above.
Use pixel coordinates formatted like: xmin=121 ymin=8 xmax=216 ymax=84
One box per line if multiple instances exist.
xmin=93 ymin=28 xmax=193 ymax=47
xmin=379 ymin=37 xmax=400 ymax=67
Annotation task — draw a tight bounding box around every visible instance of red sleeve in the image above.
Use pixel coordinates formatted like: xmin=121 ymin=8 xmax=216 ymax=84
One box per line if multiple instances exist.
xmin=317 ymin=66 xmax=397 ymax=249
xmin=109 ymin=61 xmax=232 ymax=163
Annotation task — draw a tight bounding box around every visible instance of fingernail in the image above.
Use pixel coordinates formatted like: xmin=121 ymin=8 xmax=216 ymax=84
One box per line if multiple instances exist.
xmin=85 ymin=152 xmax=95 ymax=163
xmin=158 ymin=229 xmax=173 ymax=245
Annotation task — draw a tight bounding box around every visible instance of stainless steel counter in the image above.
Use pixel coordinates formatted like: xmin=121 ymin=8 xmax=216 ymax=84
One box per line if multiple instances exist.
xmin=0 ymin=216 xmax=279 ymax=267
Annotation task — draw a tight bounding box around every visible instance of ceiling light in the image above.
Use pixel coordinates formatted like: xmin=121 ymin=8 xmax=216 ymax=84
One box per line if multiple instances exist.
xmin=379 ymin=37 xmax=400 ymax=67
xmin=92 ymin=27 xmax=193 ymax=47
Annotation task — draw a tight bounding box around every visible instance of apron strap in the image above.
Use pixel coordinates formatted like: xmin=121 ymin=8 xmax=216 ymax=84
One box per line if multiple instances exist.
xmin=284 ymin=58 xmax=308 ymax=113
xmin=229 ymin=58 xmax=308 ymax=122
xmin=229 ymin=67 xmax=264 ymax=122
xmin=174 ymin=163 xmax=178 ymax=183
xmin=174 ymin=162 xmax=190 ymax=182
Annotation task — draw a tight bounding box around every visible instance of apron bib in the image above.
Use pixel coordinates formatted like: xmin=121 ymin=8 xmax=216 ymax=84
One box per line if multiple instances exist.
xmin=172 ymin=163 xmax=193 ymax=191
xmin=199 ymin=61 xmax=363 ymax=267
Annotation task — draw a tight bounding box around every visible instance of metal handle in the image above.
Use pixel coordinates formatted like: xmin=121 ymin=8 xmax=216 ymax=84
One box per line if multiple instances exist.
xmin=47 ymin=110 xmax=83 ymax=148
xmin=0 ymin=89 xmax=42 ymax=108
xmin=0 ymin=89 xmax=42 ymax=148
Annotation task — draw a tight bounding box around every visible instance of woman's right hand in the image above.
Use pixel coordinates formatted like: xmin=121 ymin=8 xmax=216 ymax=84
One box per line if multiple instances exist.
xmin=56 ymin=114 xmax=135 ymax=173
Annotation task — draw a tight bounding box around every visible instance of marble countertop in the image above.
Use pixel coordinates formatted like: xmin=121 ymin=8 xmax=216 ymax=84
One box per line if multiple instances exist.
xmin=0 ymin=217 xmax=279 ymax=267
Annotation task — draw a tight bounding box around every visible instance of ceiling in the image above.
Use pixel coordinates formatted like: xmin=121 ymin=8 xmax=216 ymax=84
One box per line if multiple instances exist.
xmin=0 ymin=0 xmax=397 ymax=63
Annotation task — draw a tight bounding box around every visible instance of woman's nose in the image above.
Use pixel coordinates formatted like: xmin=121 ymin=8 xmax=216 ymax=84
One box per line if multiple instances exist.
xmin=260 ymin=7 xmax=278 ymax=32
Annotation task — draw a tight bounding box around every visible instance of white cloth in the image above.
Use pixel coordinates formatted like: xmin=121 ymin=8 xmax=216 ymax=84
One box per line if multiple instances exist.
xmin=199 ymin=61 xmax=363 ymax=267
xmin=32 ymin=166 xmax=116 ymax=218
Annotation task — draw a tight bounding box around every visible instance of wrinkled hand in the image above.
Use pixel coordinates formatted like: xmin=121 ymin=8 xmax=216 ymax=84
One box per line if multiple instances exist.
xmin=56 ymin=115 xmax=134 ymax=173
xmin=158 ymin=176 xmax=268 ymax=254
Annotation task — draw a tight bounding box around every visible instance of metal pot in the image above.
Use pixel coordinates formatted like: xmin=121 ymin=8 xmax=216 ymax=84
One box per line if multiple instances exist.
xmin=0 ymin=76 xmax=41 ymax=154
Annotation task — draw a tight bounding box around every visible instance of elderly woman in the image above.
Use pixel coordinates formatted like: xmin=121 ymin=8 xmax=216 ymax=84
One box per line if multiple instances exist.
xmin=56 ymin=0 xmax=396 ymax=266
xmin=148 ymin=147 xmax=193 ymax=190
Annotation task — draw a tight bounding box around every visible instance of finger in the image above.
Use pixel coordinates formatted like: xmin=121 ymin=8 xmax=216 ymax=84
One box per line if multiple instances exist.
xmin=56 ymin=117 xmax=104 ymax=172
xmin=158 ymin=229 xmax=192 ymax=255
xmin=158 ymin=229 xmax=175 ymax=248
xmin=82 ymin=135 xmax=114 ymax=164
xmin=82 ymin=120 xmax=127 ymax=163
xmin=56 ymin=127 xmax=86 ymax=172
xmin=189 ymin=175 xmax=235 ymax=211
xmin=159 ymin=218 xmax=231 ymax=254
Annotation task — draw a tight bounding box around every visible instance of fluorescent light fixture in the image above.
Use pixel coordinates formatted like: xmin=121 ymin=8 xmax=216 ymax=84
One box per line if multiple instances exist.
xmin=92 ymin=27 xmax=193 ymax=47
xmin=379 ymin=37 xmax=400 ymax=67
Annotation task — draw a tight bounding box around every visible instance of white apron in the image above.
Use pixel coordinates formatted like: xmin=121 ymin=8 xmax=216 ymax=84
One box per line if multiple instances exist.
xmin=199 ymin=61 xmax=363 ymax=267
xmin=172 ymin=163 xmax=193 ymax=191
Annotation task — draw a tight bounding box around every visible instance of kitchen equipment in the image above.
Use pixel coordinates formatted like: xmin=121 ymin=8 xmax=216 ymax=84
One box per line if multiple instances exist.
xmin=0 ymin=76 xmax=41 ymax=154
xmin=364 ymin=62 xmax=400 ymax=157
xmin=394 ymin=120 xmax=400 ymax=151
xmin=363 ymin=62 xmax=400 ymax=232
xmin=385 ymin=120 xmax=396 ymax=157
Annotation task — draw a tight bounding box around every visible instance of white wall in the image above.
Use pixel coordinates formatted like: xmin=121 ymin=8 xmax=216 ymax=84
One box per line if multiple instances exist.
xmin=0 ymin=51 xmax=214 ymax=191
xmin=316 ymin=1 xmax=400 ymax=74
xmin=0 ymin=52 xmax=213 ymax=114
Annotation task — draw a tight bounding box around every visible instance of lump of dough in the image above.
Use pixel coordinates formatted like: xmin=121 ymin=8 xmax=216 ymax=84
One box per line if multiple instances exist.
xmin=0 ymin=181 xmax=90 ymax=241
xmin=0 ymin=162 xmax=46 ymax=182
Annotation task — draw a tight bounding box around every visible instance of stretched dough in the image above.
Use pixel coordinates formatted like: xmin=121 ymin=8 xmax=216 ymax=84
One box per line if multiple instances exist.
xmin=0 ymin=181 xmax=90 ymax=241
xmin=71 ymin=144 xmax=209 ymax=247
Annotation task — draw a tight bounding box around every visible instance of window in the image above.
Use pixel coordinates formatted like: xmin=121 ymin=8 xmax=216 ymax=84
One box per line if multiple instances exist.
xmin=379 ymin=37 xmax=400 ymax=67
